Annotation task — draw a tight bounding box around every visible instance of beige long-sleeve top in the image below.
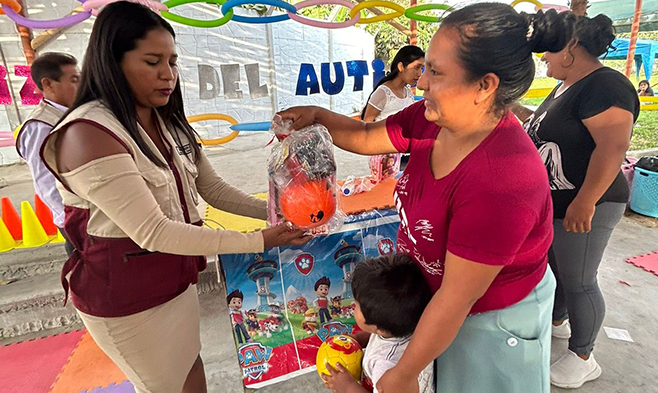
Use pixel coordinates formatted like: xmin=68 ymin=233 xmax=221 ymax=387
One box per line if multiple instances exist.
xmin=42 ymin=100 xmax=268 ymax=256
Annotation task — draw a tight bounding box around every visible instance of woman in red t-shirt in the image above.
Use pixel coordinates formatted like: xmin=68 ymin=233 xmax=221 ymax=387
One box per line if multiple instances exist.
xmin=279 ymin=4 xmax=574 ymax=393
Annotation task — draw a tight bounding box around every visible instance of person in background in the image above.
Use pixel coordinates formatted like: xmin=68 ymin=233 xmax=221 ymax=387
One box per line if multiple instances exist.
xmin=279 ymin=4 xmax=574 ymax=392
xmin=362 ymin=46 xmax=424 ymax=169
xmin=16 ymin=52 xmax=80 ymax=256
xmin=637 ymin=79 xmax=653 ymax=96
xmin=361 ymin=45 xmax=424 ymax=123
xmin=515 ymin=13 xmax=639 ymax=389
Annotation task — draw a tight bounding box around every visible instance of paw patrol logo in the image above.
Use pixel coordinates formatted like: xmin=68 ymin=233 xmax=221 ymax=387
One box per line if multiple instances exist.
xmin=294 ymin=253 xmax=314 ymax=276
xmin=238 ymin=343 xmax=273 ymax=380
xmin=377 ymin=238 xmax=394 ymax=256
xmin=317 ymin=321 xmax=351 ymax=342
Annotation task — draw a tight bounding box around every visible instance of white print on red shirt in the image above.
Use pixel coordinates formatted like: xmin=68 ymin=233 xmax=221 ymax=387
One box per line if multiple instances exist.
xmin=396 ymin=174 xmax=410 ymax=196
xmin=394 ymin=190 xmax=417 ymax=245
xmin=414 ymin=219 xmax=434 ymax=242
xmin=414 ymin=248 xmax=443 ymax=276
xmin=397 ymin=239 xmax=411 ymax=254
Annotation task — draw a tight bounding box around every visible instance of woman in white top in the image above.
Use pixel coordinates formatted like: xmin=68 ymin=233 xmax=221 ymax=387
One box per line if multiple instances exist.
xmin=362 ymin=45 xmax=425 ymax=122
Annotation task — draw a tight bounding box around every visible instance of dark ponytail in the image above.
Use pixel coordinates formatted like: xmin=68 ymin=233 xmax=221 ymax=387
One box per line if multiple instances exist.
xmin=361 ymin=45 xmax=424 ymax=120
xmin=441 ymin=3 xmax=574 ymax=114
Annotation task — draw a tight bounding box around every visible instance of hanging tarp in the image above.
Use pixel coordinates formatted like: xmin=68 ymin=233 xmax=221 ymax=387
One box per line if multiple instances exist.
xmin=605 ymin=38 xmax=658 ymax=81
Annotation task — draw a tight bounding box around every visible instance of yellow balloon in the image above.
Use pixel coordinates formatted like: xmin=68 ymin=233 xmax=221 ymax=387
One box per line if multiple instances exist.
xmin=349 ymin=0 xmax=406 ymax=24
xmin=510 ymin=0 xmax=543 ymax=9
xmin=186 ymin=113 xmax=239 ymax=145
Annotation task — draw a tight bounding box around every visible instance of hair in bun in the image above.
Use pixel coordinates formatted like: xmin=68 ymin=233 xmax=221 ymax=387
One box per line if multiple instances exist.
xmin=574 ymin=14 xmax=616 ymax=57
xmin=524 ymin=9 xmax=575 ymax=54
xmin=441 ymin=2 xmax=574 ymax=114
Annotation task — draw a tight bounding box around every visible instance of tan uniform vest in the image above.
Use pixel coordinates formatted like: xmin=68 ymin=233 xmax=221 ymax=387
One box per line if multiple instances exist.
xmin=41 ymin=100 xmax=207 ymax=317
xmin=42 ymin=100 xmax=202 ymax=237
xmin=16 ymin=100 xmax=64 ymax=158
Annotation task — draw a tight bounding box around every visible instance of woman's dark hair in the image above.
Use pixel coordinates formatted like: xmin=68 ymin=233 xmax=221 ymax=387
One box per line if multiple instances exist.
xmin=352 ymin=254 xmax=432 ymax=337
xmin=361 ymin=45 xmax=424 ymax=119
xmin=441 ymin=2 xmax=575 ymax=114
xmin=59 ymin=1 xmax=199 ymax=167
xmin=574 ymin=14 xmax=616 ymax=58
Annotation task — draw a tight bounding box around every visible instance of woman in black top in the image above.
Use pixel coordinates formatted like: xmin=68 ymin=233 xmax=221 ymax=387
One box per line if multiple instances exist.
xmin=517 ymin=14 xmax=639 ymax=389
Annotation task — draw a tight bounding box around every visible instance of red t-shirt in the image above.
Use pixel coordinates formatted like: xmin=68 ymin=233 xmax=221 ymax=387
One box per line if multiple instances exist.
xmin=386 ymin=101 xmax=553 ymax=314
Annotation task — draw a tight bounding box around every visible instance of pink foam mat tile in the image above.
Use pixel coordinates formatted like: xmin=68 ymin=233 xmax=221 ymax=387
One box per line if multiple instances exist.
xmin=626 ymin=251 xmax=658 ymax=276
xmin=0 ymin=329 xmax=85 ymax=393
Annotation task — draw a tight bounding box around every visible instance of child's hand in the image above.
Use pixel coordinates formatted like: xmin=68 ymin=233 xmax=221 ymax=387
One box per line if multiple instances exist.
xmin=321 ymin=363 xmax=363 ymax=393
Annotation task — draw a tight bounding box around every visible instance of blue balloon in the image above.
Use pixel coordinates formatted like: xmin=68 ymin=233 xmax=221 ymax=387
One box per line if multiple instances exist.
xmin=229 ymin=122 xmax=272 ymax=132
xmin=221 ymin=0 xmax=297 ymax=24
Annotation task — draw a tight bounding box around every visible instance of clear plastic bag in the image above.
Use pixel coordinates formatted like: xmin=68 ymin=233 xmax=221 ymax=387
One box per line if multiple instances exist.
xmin=267 ymin=115 xmax=345 ymax=234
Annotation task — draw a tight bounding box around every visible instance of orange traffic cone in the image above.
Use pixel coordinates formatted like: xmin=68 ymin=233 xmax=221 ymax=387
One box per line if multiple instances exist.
xmin=0 ymin=219 xmax=15 ymax=252
xmin=21 ymin=201 xmax=48 ymax=247
xmin=34 ymin=194 xmax=58 ymax=236
xmin=1 ymin=197 xmax=22 ymax=240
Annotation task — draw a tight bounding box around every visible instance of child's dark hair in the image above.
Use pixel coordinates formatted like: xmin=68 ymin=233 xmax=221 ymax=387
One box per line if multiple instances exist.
xmin=638 ymin=79 xmax=653 ymax=95
xmin=352 ymin=254 xmax=432 ymax=337
xmin=30 ymin=52 xmax=78 ymax=90
xmin=315 ymin=276 xmax=331 ymax=291
xmin=226 ymin=289 xmax=244 ymax=304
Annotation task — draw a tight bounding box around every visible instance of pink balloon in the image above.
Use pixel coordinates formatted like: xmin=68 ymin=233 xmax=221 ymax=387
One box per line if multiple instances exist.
xmin=538 ymin=4 xmax=569 ymax=12
xmin=83 ymin=0 xmax=168 ymax=16
xmin=0 ymin=131 xmax=15 ymax=148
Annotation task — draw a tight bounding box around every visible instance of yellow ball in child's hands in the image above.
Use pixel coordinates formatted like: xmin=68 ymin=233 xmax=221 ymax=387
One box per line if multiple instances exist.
xmin=316 ymin=335 xmax=363 ymax=381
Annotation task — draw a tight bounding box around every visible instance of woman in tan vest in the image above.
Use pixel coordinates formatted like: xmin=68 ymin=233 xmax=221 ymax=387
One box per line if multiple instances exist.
xmin=40 ymin=2 xmax=310 ymax=392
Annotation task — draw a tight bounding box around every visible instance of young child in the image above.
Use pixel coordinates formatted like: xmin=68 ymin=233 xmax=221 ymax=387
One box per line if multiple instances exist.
xmin=322 ymin=254 xmax=434 ymax=393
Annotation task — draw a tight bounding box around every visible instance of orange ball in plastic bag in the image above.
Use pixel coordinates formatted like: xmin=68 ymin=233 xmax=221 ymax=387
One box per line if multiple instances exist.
xmin=279 ymin=180 xmax=336 ymax=229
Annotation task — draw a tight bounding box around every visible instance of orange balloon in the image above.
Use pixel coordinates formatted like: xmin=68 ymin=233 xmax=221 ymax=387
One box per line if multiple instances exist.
xmin=279 ymin=180 xmax=336 ymax=229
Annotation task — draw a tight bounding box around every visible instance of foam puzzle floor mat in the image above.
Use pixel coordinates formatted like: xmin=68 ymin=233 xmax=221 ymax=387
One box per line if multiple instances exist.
xmin=0 ymin=329 xmax=133 ymax=393
xmin=626 ymin=251 xmax=658 ymax=276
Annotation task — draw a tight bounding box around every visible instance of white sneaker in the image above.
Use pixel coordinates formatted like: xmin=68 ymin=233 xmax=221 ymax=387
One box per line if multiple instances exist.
xmin=550 ymin=350 xmax=602 ymax=389
xmin=552 ymin=319 xmax=571 ymax=339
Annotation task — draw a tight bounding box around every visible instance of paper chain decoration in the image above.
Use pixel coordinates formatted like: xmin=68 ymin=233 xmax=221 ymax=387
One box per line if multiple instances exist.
xmin=0 ymin=0 xmax=544 ymax=29
xmin=0 ymin=0 xmax=504 ymax=29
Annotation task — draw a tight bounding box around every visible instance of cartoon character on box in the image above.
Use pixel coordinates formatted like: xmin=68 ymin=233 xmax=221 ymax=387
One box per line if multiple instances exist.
xmin=296 ymin=296 xmax=309 ymax=314
xmin=245 ymin=309 xmax=260 ymax=338
xmin=227 ymin=289 xmax=251 ymax=345
xmin=314 ymin=276 xmax=332 ymax=324
xmin=302 ymin=308 xmax=319 ymax=333
xmin=258 ymin=319 xmax=273 ymax=338
xmin=316 ymin=335 xmax=363 ymax=382
xmin=330 ymin=295 xmax=343 ymax=319
xmin=269 ymin=303 xmax=289 ymax=330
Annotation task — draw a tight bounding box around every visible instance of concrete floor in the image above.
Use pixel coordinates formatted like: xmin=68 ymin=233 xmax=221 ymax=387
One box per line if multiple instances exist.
xmin=1 ymin=133 xmax=657 ymax=393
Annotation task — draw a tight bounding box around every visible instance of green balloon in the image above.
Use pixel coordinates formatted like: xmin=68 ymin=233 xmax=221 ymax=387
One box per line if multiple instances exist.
xmin=161 ymin=0 xmax=234 ymax=28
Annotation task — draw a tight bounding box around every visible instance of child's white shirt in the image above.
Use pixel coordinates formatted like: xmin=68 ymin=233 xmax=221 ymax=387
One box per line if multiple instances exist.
xmin=362 ymin=334 xmax=434 ymax=393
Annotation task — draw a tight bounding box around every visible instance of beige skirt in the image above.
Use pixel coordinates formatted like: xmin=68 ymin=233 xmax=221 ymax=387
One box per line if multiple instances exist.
xmin=77 ymin=285 xmax=201 ymax=393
